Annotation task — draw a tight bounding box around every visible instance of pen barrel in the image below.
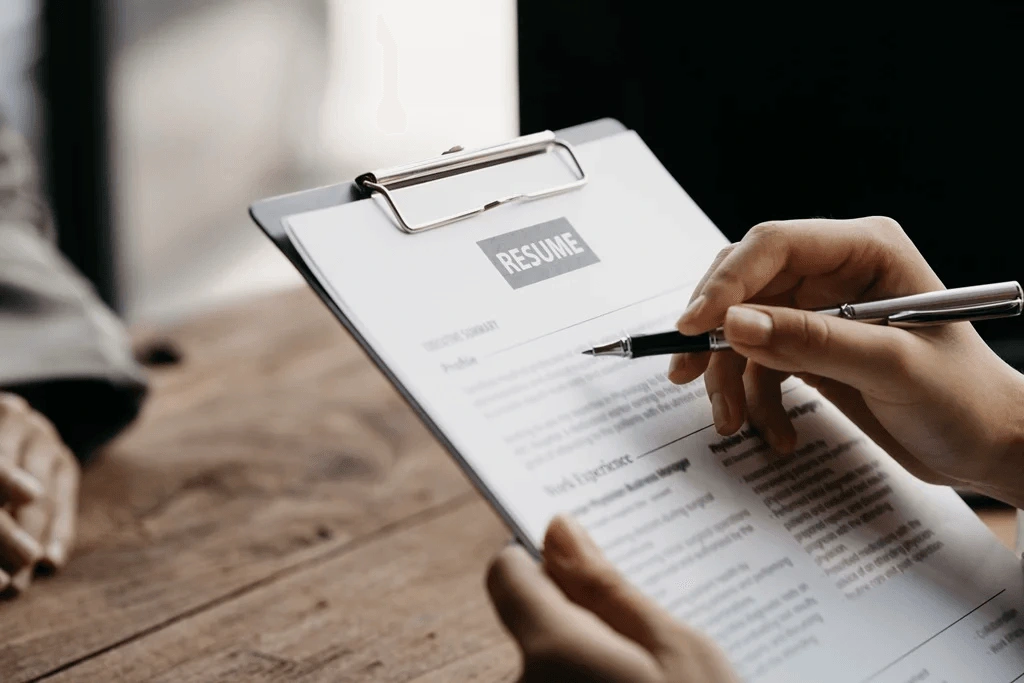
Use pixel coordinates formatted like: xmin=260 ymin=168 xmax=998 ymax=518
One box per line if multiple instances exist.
xmin=630 ymin=331 xmax=712 ymax=357
xmin=817 ymin=281 xmax=1023 ymax=322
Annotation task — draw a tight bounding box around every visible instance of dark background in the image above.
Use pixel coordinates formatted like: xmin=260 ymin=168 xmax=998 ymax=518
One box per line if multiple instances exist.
xmin=519 ymin=3 xmax=1024 ymax=356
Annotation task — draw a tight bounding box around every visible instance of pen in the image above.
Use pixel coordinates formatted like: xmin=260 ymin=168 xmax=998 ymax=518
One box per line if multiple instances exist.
xmin=582 ymin=281 xmax=1024 ymax=358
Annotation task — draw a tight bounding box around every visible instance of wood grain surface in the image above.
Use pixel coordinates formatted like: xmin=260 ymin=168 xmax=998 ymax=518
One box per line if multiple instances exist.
xmin=0 ymin=287 xmax=1015 ymax=682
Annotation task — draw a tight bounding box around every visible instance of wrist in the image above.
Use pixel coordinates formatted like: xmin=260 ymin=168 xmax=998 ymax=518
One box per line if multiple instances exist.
xmin=975 ymin=368 xmax=1024 ymax=509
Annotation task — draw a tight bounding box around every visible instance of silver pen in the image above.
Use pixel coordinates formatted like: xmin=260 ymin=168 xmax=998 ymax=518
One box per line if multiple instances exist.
xmin=583 ymin=281 xmax=1024 ymax=359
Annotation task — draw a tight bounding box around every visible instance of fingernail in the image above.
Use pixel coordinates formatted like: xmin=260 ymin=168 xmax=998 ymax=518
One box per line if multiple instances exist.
xmin=43 ymin=541 xmax=67 ymax=570
xmin=544 ymin=514 xmax=601 ymax=571
xmin=564 ymin=516 xmax=601 ymax=557
xmin=543 ymin=515 xmax=580 ymax=567
xmin=761 ymin=425 xmax=796 ymax=453
xmin=676 ymin=295 xmax=707 ymax=331
xmin=725 ymin=306 xmax=773 ymax=346
xmin=10 ymin=469 xmax=44 ymax=501
xmin=710 ymin=392 xmax=730 ymax=433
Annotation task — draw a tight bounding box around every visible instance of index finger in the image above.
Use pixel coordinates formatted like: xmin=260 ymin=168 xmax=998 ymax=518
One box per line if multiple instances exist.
xmin=676 ymin=217 xmax=927 ymax=335
xmin=666 ymin=246 xmax=736 ymax=384
xmin=42 ymin=457 xmax=79 ymax=570
xmin=0 ymin=461 xmax=44 ymax=506
xmin=0 ymin=398 xmax=46 ymax=504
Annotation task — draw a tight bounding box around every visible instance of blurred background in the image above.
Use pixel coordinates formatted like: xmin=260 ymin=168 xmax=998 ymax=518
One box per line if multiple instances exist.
xmin=0 ymin=0 xmax=517 ymax=323
xmin=1 ymin=2 xmax=1021 ymax=358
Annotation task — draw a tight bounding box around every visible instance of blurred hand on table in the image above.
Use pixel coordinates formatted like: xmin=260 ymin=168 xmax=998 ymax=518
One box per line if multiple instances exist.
xmin=0 ymin=393 xmax=78 ymax=596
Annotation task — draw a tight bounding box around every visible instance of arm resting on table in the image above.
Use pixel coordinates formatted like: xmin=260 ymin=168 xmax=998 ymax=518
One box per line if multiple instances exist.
xmin=0 ymin=122 xmax=147 ymax=459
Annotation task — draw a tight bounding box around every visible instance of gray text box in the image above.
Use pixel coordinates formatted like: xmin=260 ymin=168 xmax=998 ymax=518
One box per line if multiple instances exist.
xmin=477 ymin=218 xmax=600 ymax=289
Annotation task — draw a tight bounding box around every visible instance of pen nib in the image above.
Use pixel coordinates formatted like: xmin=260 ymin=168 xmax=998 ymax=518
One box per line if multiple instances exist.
xmin=584 ymin=339 xmax=630 ymax=358
xmin=581 ymin=349 xmax=595 ymax=356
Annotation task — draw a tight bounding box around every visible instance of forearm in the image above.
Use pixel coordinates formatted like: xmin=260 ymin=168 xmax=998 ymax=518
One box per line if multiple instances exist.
xmin=0 ymin=122 xmax=147 ymax=458
xmin=0 ymin=124 xmax=53 ymax=240
xmin=968 ymin=365 xmax=1024 ymax=510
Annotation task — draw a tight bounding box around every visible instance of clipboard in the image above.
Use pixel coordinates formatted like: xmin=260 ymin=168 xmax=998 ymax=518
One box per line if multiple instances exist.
xmin=249 ymin=118 xmax=625 ymax=551
xmin=248 ymin=118 xmax=1024 ymax=679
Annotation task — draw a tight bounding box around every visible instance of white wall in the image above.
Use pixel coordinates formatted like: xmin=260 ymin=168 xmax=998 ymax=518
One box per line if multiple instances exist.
xmin=111 ymin=0 xmax=518 ymax=323
xmin=315 ymin=0 xmax=519 ymax=177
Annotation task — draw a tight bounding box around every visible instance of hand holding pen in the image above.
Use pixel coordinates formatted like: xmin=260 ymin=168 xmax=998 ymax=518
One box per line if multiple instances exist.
xmin=590 ymin=218 xmax=1024 ymax=511
xmin=584 ymin=281 xmax=1022 ymax=357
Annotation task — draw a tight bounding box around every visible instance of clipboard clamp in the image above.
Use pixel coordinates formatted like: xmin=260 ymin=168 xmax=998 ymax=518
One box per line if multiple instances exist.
xmin=355 ymin=131 xmax=587 ymax=234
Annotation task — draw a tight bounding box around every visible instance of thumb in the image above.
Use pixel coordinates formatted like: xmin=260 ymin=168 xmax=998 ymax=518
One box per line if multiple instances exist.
xmin=542 ymin=515 xmax=682 ymax=657
xmin=722 ymin=304 xmax=921 ymax=393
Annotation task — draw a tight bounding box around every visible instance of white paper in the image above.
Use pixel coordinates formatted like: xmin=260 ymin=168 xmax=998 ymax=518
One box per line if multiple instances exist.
xmin=286 ymin=130 xmax=1024 ymax=682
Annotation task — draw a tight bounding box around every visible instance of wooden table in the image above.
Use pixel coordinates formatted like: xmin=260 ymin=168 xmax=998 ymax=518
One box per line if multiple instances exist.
xmin=0 ymin=288 xmax=1016 ymax=682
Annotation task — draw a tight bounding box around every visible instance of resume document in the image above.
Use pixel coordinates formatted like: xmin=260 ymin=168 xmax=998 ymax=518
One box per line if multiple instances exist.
xmin=287 ymin=131 xmax=1024 ymax=682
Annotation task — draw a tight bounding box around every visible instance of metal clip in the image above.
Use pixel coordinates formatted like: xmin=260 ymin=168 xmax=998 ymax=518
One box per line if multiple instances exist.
xmin=355 ymin=131 xmax=587 ymax=234
xmin=885 ymin=299 xmax=1024 ymax=326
